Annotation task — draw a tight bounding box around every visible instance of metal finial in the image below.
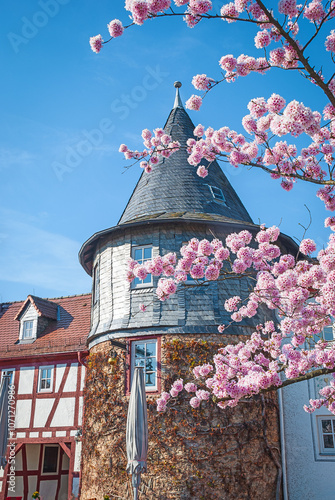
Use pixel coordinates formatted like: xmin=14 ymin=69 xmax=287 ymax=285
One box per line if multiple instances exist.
xmin=173 ymin=81 xmax=183 ymax=109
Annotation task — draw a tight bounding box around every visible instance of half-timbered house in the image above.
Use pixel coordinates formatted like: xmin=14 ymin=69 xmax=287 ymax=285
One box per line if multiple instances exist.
xmin=0 ymin=293 xmax=90 ymax=500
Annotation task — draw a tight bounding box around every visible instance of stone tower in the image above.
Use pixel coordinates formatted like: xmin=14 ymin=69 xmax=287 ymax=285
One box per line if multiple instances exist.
xmin=79 ymin=84 xmax=294 ymax=500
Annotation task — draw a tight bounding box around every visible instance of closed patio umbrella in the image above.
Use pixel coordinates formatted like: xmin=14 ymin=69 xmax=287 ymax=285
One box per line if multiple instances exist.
xmin=0 ymin=374 xmax=10 ymax=469
xmin=126 ymin=367 xmax=148 ymax=500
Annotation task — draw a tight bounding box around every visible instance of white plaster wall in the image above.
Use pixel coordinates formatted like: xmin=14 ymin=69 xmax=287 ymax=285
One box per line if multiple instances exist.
xmin=28 ymin=476 xmax=38 ymax=498
xmin=55 ymin=364 xmax=66 ymax=392
xmin=60 ymin=474 xmax=69 ymax=500
xmin=40 ymin=479 xmax=58 ymax=500
xmin=15 ymin=400 xmax=32 ymax=428
xmin=51 ymin=397 xmax=75 ymax=427
xmin=63 ymin=363 xmax=78 ymax=392
xmin=33 ymin=398 xmax=55 ymax=427
xmin=62 ymin=452 xmax=69 ymax=470
xmin=78 ymin=396 xmax=83 ymax=425
xmin=282 ymin=379 xmax=335 ymax=500
xmin=15 ymin=449 xmax=22 ymax=471
xmin=7 ymin=475 xmax=23 ymax=497
xmin=56 ymin=431 xmax=67 ymax=437
xmin=26 ymin=444 xmax=40 ymax=470
xmin=18 ymin=366 xmax=34 ymax=394
xmin=74 ymin=441 xmax=82 ymax=472
xmin=80 ymin=365 xmax=85 ymax=391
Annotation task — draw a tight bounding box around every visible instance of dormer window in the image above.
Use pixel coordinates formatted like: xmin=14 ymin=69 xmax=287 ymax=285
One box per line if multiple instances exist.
xmin=19 ymin=312 xmax=37 ymax=342
xmin=16 ymin=295 xmax=58 ymax=342
xmin=208 ymin=185 xmax=226 ymax=204
xmin=22 ymin=320 xmax=34 ymax=339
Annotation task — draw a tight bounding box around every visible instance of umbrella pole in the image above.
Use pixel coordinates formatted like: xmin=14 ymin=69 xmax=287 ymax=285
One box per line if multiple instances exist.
xmin=133 ymin=485 xmax=138 ymax=500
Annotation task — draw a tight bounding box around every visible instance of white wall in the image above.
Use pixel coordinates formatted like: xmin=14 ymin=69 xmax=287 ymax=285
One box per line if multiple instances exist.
xmin=282 ymin=377 xmax=335 ymax=500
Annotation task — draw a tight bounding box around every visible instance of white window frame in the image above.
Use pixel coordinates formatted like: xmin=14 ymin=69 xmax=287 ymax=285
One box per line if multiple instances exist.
xmin=21 ymin=319 xmax=35 ymax=340
xmin=131 ymin=245 xmax=153 ymax=288
xmin=41 ymin=444 xmax=59 ymax=475
xmin=131 ymin=339 xmax=157 ymax=392
xmin=208 ymin=185 xmax=227 ymax=204
xmin=38 ymin=365 xmax=54 ymax=393
xmin=22 ymin=320 xmax=34 ymax=338
xmin=317 ymin=416 xmax=335 ymax=455
xmin=1 ymin=369 xmax=15 ymax=385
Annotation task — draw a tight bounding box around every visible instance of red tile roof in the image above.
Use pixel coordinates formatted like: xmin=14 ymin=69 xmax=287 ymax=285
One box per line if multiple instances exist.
xmin=0 ymin=294 xmax=91 ymax=359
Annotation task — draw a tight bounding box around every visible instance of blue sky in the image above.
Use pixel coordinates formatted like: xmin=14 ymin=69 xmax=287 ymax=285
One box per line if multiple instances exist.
xmin=0 ymin=1 xmax=333 ymax=303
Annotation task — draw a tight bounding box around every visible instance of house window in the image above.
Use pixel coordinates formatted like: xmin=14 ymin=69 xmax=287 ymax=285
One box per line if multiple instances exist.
xmin=42 ymin=445 xmax=59 ymax=474
xmin=1 ymin=369 xmax=14 ymax=385
xmin=322 ymin=323 xmax=334 ymax=342
xmin=38 ymin=366 xmax=53 ymax=392
xmin=131 ymin=340 xmax=157 ymax=390
xmin=132 ymin=246 xmax=153 ymax=287
xmin=208 ymin=185 xmax=226 ymax=204
xmin=92 ymin=263 xmax=100 ymax=305
xmin=22 ymin=320 xmax=34 ymax=339
xmin=318 ymin=417 xmax=335 ymax=454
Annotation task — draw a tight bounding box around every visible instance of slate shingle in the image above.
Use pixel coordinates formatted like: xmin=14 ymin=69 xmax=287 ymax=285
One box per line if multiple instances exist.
xmin=118 ymin=104 xmax=253 ymax=225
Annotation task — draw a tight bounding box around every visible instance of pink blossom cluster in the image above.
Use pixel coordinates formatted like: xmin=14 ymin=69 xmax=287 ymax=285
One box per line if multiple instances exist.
xmin=104 ymin=0 xmax=335 ymax=416
xmin=192 ymin=74 xmax=215 ymax=91
xmin=185 ymin=95 xmax=203 ymax=111
xmin=183 ymin=94 xmax=335 ymax=196
xmin=89 ymin=35 xmax=103 ymax=53
xmin=125 ymin=0 xmax=171 ymax=25
xmin=107 ymin=19 xmax=124 ymax=38
xmin=304 ymin=374 xmax=335 ymax=414
xmin=325 ymin=30 xmax=335 ymax=52
xmin=219 ymin=53 xmax=270 ymax=82
xmin=157 ymin=378 xmax=183 ymax=411
xmin=131 ymin=224 xmax=335 ymax=414
xmin=159 ymin=313 xmax=335 ymax=412
xmin=119 ymin=128 xmax=180 ymax=173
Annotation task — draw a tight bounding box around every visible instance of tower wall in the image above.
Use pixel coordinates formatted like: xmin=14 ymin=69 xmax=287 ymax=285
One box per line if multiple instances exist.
xmin=80 ymin=334 xmax=281 ymax=500
xmin=88 ymin=220 xmax=283 ymax=347
xmin=79 ymin=220 xmax=293 ymax=499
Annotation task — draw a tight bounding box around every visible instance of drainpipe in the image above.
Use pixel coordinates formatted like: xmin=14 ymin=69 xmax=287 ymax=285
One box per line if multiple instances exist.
xmin=278 ymin=387 xmax=288 ymax=500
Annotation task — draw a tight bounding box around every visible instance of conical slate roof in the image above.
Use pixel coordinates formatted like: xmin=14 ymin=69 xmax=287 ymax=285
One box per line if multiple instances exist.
xmin=118 ymin=84 xmax=253 ymax=226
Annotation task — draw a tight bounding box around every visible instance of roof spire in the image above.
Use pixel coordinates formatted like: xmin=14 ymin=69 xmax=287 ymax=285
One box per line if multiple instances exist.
xmin=173 ymin=81 xmax=183 ymax=109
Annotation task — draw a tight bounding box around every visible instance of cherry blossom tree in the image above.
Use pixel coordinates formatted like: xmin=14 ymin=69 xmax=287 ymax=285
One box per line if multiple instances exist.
xmin=90 ymin=1 xmax=335 ymax=416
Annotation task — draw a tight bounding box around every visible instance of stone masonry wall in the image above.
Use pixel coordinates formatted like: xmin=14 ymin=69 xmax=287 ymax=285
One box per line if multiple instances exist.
xmin=80 ymin=334 xmax=281 ymax=500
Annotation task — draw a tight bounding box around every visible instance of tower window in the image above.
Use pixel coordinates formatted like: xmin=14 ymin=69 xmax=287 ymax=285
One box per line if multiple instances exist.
xmin=131 ymin=339 xmax=157 ymax=390
xmin=208 ymin=185 xmax=226 ymax=203
xmin=131 ymin=245 xmax=153 ymax=287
